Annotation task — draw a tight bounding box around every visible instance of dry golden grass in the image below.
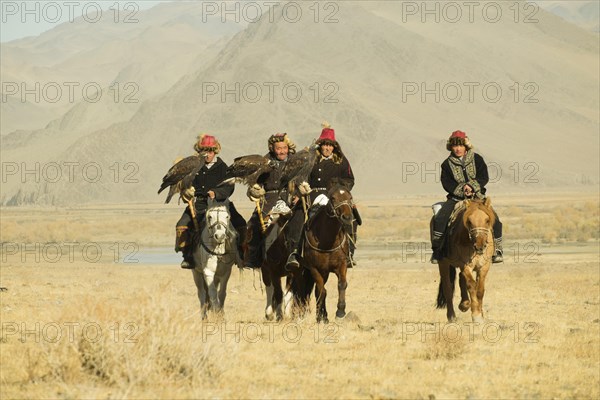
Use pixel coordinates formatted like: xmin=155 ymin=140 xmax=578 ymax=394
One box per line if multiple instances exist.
xmin=1 ymin=194 xmax=598 ymax=246
xmin=1 ymin=193 xmax=599 ymax=398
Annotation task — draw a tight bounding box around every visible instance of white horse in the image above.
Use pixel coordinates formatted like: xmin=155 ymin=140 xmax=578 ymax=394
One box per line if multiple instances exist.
xmin=191 ymin=199 xmax=238 ymax=319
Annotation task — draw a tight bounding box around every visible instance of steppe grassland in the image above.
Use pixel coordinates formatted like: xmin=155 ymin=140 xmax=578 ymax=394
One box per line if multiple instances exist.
xmin=1 ymin=193 xmax=598 ymax=398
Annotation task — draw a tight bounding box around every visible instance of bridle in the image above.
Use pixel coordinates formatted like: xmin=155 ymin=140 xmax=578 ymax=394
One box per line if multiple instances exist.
xmin=206 ymin=208 xmax=230 ymax=236
xmin=327 ymin=196 xmax=354 ymax=222
xmin=200 ymin=206 xmax=233 ymax=255
xmin=468 ymin=227 xmax=491 ymax=242
xmin=305 ymin=191 xmax=354 ymax=253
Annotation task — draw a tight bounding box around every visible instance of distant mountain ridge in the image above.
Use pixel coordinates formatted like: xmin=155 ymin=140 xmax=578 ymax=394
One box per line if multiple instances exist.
xmin=1 ymin=1 xmax=598 ymax=205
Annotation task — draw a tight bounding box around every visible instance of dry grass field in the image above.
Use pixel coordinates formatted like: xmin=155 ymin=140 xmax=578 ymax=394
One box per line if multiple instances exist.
xmin=1 ymin=193 xmax=599 ymax=399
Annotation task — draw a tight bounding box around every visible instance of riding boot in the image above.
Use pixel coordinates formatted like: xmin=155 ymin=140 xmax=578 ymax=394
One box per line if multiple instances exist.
xmin=180 ymin=245 xmax=195 ymax=269
xmin=285 ymin=237 xmax=302 ymax=271
xmin=285 ymin=230 xmax=305 ymax=271
xmin=492 ymin=237 xmax=504 ymax=263
xmin=430 ymin=231 xmax=444 ymax=264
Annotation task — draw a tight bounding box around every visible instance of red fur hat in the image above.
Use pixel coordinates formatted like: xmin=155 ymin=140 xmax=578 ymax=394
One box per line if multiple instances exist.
xmin=317 ymin=122 xmax=336 ymax=144
xmin=446 ymin=130 xmax=473 ymax=151
xmin=194 ymin=134 xmax=221 ymax=154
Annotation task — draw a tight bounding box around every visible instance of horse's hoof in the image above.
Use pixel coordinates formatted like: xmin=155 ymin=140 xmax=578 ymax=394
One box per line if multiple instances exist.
xmin=265 ymin=313 xmax=275 ymax=321
xmin=459 ymin=301 xmax=470 ymax=312
xmin=472 ymin=315 xmax=484 ymax=323
xmin=447 ymin=315 xmax=457 ymax=323
xmin=336 ymin=310 xmax=346 ymax=319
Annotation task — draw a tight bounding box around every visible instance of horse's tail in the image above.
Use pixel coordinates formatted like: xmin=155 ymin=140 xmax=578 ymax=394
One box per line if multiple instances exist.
xmin=436 ymin=266 xmax=456 ymax=309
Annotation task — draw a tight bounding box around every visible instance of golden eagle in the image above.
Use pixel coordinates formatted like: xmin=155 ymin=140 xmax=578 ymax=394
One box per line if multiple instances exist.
xmin=158 ymin=154 xmax=206 ymax=203
xmin=221 ymin=154 xmax=273 ymax=187
xmin=279 ymin=141 xmax=319 ymax=188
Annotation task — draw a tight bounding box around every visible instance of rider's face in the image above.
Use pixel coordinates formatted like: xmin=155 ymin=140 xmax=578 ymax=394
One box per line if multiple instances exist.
xmin=320 ymin=144 xmax=334 ymax=158
xmin=273 ymin=142 xmax=289 ymax=161
xmin=203 ymin=150 xmax=216 ymax=163
xmin=451 ymin=144 xmax=466 ymax=157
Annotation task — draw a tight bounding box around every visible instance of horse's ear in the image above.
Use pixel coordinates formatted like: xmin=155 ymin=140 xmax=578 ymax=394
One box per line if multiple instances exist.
xmin=484 ymin=197 xmax=492 ymax=207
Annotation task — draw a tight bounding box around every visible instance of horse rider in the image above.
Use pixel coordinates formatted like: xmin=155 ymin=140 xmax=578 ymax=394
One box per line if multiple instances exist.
xmin=245 ymin=133 xmax=297 ymax=268
xmin=285 ymin=122 xmax=358 ymax=270
xmin=431 ymin=130 xmax=503 ymax=264
xmin=176 ymin=134 xmax=247 ymax=269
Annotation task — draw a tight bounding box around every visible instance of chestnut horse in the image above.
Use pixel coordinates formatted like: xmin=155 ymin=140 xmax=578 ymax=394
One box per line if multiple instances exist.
xmin=436 ymin=198 xmax=496 ymax=322
xmin=261 ymin=212 xmax=313 ymax=321
xmin=303 ymin=184 xmax=354 ymax=323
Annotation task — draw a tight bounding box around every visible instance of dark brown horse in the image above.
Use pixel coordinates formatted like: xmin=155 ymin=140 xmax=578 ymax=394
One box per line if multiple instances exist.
xmin=436 ymin=198 xmax=496 ymax=322
xmin=302 ymin=184 xmax=354 ymax=323
xmin=260 ymin=213 xmax=313 ymax=321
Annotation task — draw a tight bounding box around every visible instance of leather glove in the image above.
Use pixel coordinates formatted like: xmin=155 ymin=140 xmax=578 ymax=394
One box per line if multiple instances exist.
xmin=298 ymin=181 xmax=311 ymax=196
xmin=181 ymin=186 xmax=195 ymax=202
xmin=247 ymin=184 xmax=265 ymax=201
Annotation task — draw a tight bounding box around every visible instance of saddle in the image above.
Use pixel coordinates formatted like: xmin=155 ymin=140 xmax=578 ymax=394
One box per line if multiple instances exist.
xmin=439 ymin=200 xmax=466 ymax=258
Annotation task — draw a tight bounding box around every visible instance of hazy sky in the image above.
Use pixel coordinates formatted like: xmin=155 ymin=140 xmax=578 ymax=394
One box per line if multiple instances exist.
xmin=1 ymin=1 xmax=596 ymax=42
xmin=1 ymin=0 xmax=165 ymax=42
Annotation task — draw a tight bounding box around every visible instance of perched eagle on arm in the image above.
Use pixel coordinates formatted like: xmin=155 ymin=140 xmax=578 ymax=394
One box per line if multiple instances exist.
xmin=220 ymin=154 xmax=273 ymax=187
xmin=157 ymin=154 xmax=206 ymax=203
xmin=279 ymin=141 xmax=319 ymax=189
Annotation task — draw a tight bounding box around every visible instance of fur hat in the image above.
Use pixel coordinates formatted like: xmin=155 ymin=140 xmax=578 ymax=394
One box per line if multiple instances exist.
xmin=194 ymin=134 xmax=221 ymax=154
xmin=317 ymin=121 xmax=337 ymax=145
xmin=268 ymin=133 xmax=296 ymax=156
xmin=446 ymin=130 xmax=473 ymax=151
xmin=316 ymin=122 xmax=344 ymax=163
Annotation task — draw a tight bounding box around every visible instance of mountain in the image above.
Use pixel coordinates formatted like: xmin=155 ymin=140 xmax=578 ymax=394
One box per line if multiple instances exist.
xmin=0 ymin=2 xmax=243 ymax=134
xmin=1 ymin=1 xmax=598 ymax=205
xmin=535 ymin=1 xmax=600 ymax=32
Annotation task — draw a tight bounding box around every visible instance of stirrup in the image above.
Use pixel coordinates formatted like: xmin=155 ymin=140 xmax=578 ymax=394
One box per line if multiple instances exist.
xmin=492 ymin=251 xmax=503 ymax=264
xmin=285 ymin=252 xmax=300 ymax=271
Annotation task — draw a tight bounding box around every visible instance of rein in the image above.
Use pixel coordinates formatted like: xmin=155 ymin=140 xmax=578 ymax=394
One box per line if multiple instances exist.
xmin=305 ymin=196 xmax=353 ymax=253
xmin=304 ymin=230 xmax=347 ymax=253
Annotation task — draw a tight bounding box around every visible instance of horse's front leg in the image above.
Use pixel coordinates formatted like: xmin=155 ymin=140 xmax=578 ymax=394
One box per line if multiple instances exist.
xmin=462 ymin=264 xmax=483 ymax=322
xmin=458 ymin=272 xmax=470 ymax=312
xmin=264 ymin=284 xmax=276 ymax=321
xmin=311 ymin=268 xmax=328 ymax=324
xmin=335 ymin=261 xmax=348 ymax=319
xmin=192 ymin=269 xmax=209 ymax=320
xmin=438 ymin=260 xmax=456 ymax=322
xmin=272 ymin=276 xmax=284 ymax=321
xmin=203 ymin=260 xmax=222 ymax=313
xmin=475 ymin=261 xmax=490 ymax=318
xmin=282 ymin=276 xmax=294 ymax=319
xmin=216 ymin=259 xmax=233 ymax=309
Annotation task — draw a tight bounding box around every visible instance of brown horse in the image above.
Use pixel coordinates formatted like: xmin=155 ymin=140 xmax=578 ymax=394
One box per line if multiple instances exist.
xmin=436 ymin=197 xmax=496 ymax=322
xmin=302 ymin=184 xmax=354 ymax=323
xmin=261 ymin=213 xmax=313 ymax=321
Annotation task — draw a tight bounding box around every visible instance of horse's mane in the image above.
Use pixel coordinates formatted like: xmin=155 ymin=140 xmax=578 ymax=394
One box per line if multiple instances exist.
xmin=326 ymin=178 xmax=351 ymax=197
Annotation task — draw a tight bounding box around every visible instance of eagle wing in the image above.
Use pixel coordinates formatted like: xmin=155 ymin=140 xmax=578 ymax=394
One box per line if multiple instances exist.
xmin=280 ymin=141 xmax=319 ymax=187
xmin=220 ymin=154 xmax=273 ymax=187
xmin=158 ymin=155 xmax=205 ymax=203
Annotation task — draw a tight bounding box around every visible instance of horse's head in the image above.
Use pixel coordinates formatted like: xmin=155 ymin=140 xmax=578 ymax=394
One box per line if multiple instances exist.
xmin=462 ymin=197 xmax=495 ymax=255
xmin=327 ymin=183 xmax=354 ymax=231
xmin=205 ymin=199 xmax=231 ymax=244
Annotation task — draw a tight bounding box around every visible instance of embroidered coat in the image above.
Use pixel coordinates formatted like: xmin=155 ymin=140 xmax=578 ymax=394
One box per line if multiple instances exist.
xmin=440 ymin=151 xmax=488 ymax=200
